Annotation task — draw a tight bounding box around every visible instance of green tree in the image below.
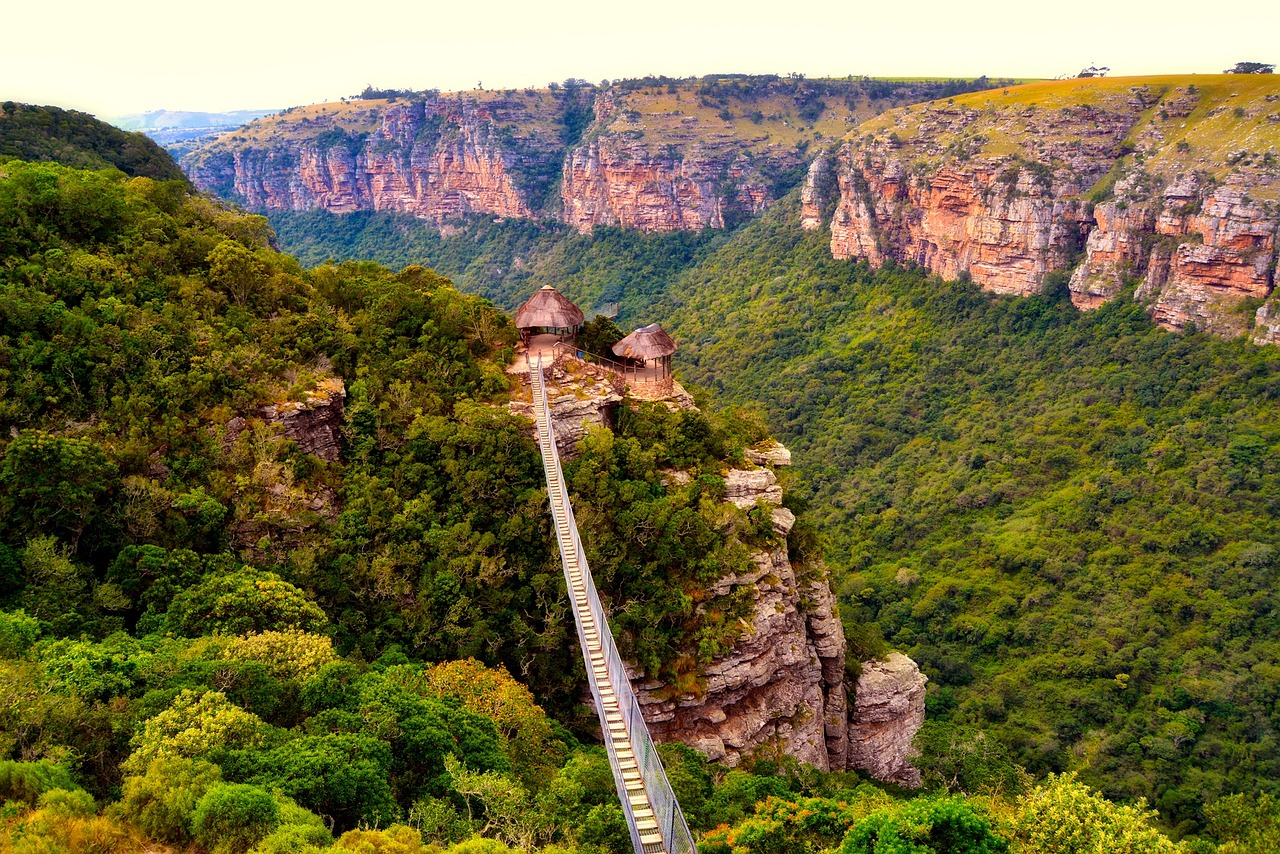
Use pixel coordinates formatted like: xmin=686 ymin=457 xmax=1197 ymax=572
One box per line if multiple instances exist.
xmin=120 ymin=756 xmax=223 ymax=843
xmin=0 ymin=432 xmax=117 ymax=550
xmin=1011 ymin=774 xmax=1180 ymax=854
xmin=165 ymin=567 xmax=329 ymax=636
xmin=192 ymin=782 xmax=281 ymax=854
xmin=841 ymin=797 xmax=1008 ymax=854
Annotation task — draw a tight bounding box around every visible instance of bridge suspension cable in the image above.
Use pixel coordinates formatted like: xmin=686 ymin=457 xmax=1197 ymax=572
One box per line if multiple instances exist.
xmin=529 ymin=355 xmax=697 ymax=854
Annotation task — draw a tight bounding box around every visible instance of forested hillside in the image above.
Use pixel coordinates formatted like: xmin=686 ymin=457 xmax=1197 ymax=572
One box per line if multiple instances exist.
xmin=0 ymin=103 xmax=187 ymax=181
xmin=4 ymin=109 xmax=1280 ymax=850
xmin=0 ymin=156 xmax=902 ymax=853
xmin=260 ymin=189 xmax=1280 ymax=840
xmin=647 ymin=198 xmax=1280 ymax=835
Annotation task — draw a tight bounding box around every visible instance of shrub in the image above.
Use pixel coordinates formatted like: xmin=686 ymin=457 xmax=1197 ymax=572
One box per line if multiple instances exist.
xmin=36 ymin=787 xmax=97 ymax=818
xmin=0 ymin=759 xmax=79 ymax=806
xmin=119 ymin=756 xmax=222 ymax=843
xmin=841 ymin=797 xmax=1008 ymax=854
xmin=334 ymin=824 xmax=433 ymax=853
xmin=192 ymin=783 xmax=281 ymax=854
xmin=0 ymin=610 xmax=39 ymax=657
xmin=1011 ymin=774 xmax=1179 ymax=853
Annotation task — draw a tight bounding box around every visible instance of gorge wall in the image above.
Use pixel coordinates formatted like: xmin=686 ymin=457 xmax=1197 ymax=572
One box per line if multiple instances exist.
xmin=182 ymin=77 xmax=1006 ymax=234
xmin=639 ymin=447 xmax=925 ymax=782
xmin=805 ymin=75 xmax=1280 ymax=338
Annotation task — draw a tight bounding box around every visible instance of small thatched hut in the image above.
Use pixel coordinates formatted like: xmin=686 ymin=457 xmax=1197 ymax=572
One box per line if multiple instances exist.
xmin=513 ymin=286 xmax=586 ymax=344
xmin=612 ymin=323 xmax=677 ymax=379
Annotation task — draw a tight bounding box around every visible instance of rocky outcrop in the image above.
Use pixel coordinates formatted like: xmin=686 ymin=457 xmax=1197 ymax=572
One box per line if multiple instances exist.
xmin=260 ymin=378 xmax=346 ymax=462
xmin=817 ymin=77 xmax=1280 ymax=338
xmin=800 ymin=152 xmax=834 ymax=232
xmin=636 ymin=539 xmax=849 ymax=771
xmin=632 ymin=446 xmax=925 ymax=780
xmin=847 ymin=653 xmax=929 ymax=786
xmin=508 ymin=363 xmax=622 ymax=460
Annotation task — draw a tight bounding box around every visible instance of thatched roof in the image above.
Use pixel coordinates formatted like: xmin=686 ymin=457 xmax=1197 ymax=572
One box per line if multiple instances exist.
xmin=514 ymin=286 xmax=585 ymax=330
xmin=613 ymin=323 xmax=677 ymax=360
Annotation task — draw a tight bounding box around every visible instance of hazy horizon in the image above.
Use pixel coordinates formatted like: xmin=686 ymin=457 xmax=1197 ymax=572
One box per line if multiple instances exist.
xmin=5 ymin=0 xmax=1278 ymax=119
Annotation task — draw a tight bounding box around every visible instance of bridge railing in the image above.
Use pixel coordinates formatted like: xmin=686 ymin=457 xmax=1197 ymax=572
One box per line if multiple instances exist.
xmin=531 ymin=355 xmax=696 ymax=854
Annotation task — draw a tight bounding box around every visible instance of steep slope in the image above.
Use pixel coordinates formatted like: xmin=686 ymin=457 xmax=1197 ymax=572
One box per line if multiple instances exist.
xmin=0 ymin=102 xmax=187 ymax=181
xmin=183 ymin=76 xmax=1009 ymax=232
xmin=650 ymin=197 xmax=1280 ymax=830
xmin=806 ymin=75 xmax=1280 ymax=338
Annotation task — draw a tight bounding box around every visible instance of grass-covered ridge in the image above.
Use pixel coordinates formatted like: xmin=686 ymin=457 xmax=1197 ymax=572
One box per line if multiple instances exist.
xmin=0 ymin=102 xmax=187 ymax=182
xmin=849 ymin=74 xmax=1280 ymax=201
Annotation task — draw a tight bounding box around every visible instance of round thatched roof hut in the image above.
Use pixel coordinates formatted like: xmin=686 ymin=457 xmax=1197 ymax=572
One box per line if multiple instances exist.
xmin=514 ymin=286 xmax=585 ymax=341
xmin=613 ymin=323 xmax=677 ymax=379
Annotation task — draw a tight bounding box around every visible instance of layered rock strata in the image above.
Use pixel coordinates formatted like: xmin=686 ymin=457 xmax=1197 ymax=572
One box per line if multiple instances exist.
xmin=186 ymin=94 xmax=566 ymax=223
xmin=846 ymin=653 xmax=929 ymax=786
xmin=634 ymin=447 xmax=925 ymax=779
xmin=260 ymin=378 xmax=347 ymax=462
xmin=813 ymin=78 xmax=1280 ymax=338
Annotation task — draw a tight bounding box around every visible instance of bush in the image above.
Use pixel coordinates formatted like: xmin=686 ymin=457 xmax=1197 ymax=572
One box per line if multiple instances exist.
xmin=0 ymin=759 xmax=79 ymax=806
xmin=192 ymin=783 xmax=281 ymax=854
xmin=36 ymin=787 xmax=97 ymax=818
xmin=1011 ymin=774 xmax=1179 ymax=854
xmin=0 ymin=609 xmax=39 ymax=657
xmin=841 ymin=797 xmax=1008 ymax=854
xmin=334 ymin=824 xmax=433 ymax=853
xmin=119 ymin=756 xmax=222 ymax=843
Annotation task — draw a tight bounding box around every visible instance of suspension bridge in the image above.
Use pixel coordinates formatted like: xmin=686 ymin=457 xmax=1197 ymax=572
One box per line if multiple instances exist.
xmin=529 ymin=356 xmax=697 ymax=854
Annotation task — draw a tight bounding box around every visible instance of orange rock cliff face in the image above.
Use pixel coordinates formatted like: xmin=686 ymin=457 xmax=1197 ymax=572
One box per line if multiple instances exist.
xmin=559 ymin=91 xmax=779 ymax=231
xmin=809 ymin=77 xmax=1280 ymax=339
xmin=184 ymin=78 xmax=1014 ymax=235
xmin=186 ymin=96 xmax=550 ymax=223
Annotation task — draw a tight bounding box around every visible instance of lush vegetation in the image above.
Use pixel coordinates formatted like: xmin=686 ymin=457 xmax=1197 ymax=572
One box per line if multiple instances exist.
xmin=4 ymin=125 xmax=1279 ymax=851
xmin=267 ymin=209 xmax=732 ymax=324
xmin=620 ymin=197 xmax=1280 ymax=837
xmin=0 ymin=103 xmax=187 ymax=181
xmin=268 ymin=185 xmax=1280 ymax=838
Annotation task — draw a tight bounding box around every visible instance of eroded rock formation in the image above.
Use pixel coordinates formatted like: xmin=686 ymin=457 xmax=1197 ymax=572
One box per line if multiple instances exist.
xmin=185 ymin=94 xmax=567 ymax=224
xmin=260 ymin=378 xmax=347 ymax=462
xmin=847 ymin=653 xmax=929 ymax=786
xmin=813 ymin=78 xmax=1280 ymax=338
xmin=634 ymin=444 xmax=926 ymax=779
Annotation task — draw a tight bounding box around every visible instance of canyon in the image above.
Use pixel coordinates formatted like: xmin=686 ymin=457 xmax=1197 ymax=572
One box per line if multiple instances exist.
xmin=181 ymin=76 xmax=1001 ymax=234
xmin=806 ymin=75 xmax=1280 ymax=337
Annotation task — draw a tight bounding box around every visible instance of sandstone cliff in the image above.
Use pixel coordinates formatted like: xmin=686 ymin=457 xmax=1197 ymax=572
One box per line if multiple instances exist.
xmin=184 ymin=76 xmax=1009 ymax=234
xmin=636 ymin=444 xmax=925 ymax=779
xmin=185 ymin=91 xmax=574 ymax=223
xmin=811 ymin=75 xmax=1280 ymax=338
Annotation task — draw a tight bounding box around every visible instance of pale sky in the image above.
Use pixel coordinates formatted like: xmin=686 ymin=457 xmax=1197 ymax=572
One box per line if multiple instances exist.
xmin=5 ymin=0 xmax=1278 ymax=119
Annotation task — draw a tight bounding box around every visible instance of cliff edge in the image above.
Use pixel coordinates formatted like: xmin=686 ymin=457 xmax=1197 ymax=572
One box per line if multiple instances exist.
xmin=806 ymin=75 xmax=1280 ymax=339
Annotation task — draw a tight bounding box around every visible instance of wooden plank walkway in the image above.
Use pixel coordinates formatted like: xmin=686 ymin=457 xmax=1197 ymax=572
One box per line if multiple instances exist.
xmin=529 ymin=362 xmax=669 ymax=854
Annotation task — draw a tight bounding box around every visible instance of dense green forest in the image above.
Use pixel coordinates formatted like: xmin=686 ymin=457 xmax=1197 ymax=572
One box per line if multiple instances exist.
xmin=4 ymin=109 xmax=1280 ymax=851
xmin=263 ymin=193 xmax=1280 ymax=842
xmin=268 ymin=209 xmax=732 ymax=324
xmin=0 ymin=103 xmax=186 ymax=182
